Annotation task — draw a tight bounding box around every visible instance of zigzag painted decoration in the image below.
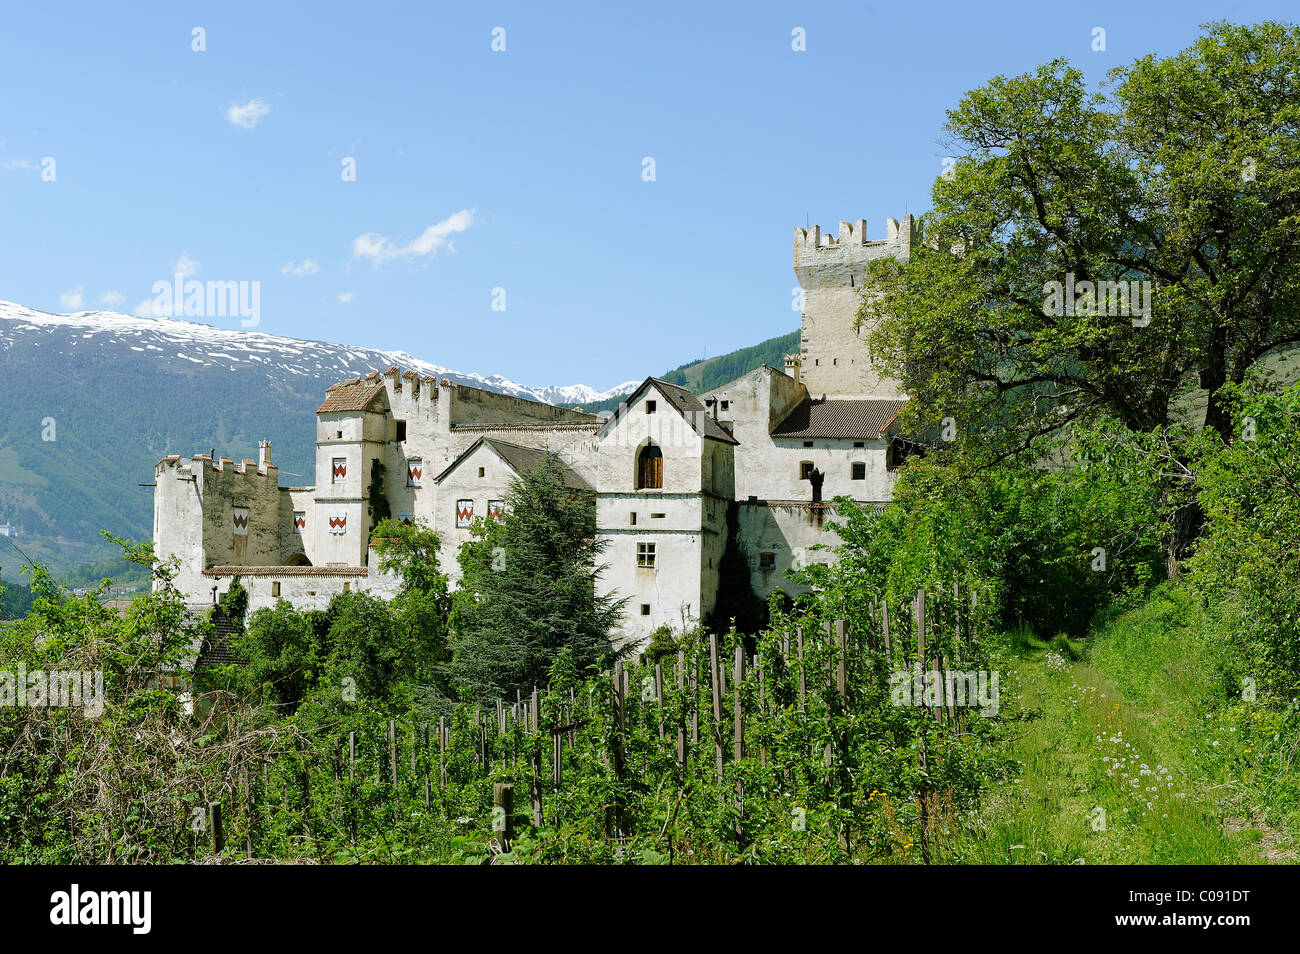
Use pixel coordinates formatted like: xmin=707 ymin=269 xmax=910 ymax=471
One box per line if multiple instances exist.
xmin=293 ymin=512 xmax=306 ymax=533
xmin=331 ymin=458 xmax=347 ymax=481
xmin=487 ymin=499 xmax=505 ymax=519
xmin=407 ymin=459 xmax=422 ymax=487
xmin=328 ymin=511 xmax=347 ymax=534
xmin=455 ymin=499 xmax=473 ymax=528
xmin=232 ymin=507 xmax=249 ymax=536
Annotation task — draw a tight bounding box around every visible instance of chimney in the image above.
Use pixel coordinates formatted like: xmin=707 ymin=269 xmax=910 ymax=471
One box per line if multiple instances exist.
xmin=258 ymin=440 xmax=271 ymax=471
xmin=784 ymin=353 xmax=802 ymax=385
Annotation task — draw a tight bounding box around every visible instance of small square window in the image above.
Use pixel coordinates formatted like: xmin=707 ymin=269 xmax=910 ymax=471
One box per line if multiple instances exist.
xmin=646 ymin=400 xmax=657 ymax=414
xmin=720 ymin=400 xmax=729 ymax=411
xmin=803 ymin=441 xmax=814 ymax=448
xmin=799 ymin=461 xmax=814 ymax=481
xmin=650 ymin=512 xmax=665 ymax=519
xmin=637 ymin=542 xmax=656 ymax=568
xmin=272 ymin=581 xmax=281 ymax=597
xmin=629 ymin=512 xmax=637 ymax=525
xmin=851 ymin=462 xmax=866 ymax=480
xmin=336 ymin=430 xmax=343 ymax=439
xmin=478 ymin=466 xmax=485 ymax=478
xmin=343 ymin=582 xmax=351 ymax=593
xmin=854 ymin=441 xmax=864 ymax=448
xmin=395 ymin=420 xmax=407 ymax=442
xmin=759 ymin=552 xmax=776 ymax=570
xmin=641 ymin=604 xmax=651 ymax=616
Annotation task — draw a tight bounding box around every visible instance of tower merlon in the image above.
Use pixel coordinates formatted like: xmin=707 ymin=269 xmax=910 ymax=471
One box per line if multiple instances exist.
xmin=794 ymin=214 xmax=920 ymax=268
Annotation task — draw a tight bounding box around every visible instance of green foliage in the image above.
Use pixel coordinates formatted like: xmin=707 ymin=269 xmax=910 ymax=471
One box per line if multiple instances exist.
xmin=234 ymin=600 xmax=318 ymax=711
xmin=1189 ymin=382 xmax=1300 ymax=697
xmin=793 ymin=455 xmax=1162 ymax=638
xmin=217 ymin=575 xmax=249 ymax=627
xmin=367 ymin=459 xmax=391 ymax=528
xmin=451 ymin=454 xmax=624 ymax=703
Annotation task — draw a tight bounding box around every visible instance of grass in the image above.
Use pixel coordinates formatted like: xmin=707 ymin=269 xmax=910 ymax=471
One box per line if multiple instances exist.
xmin=943 ymin=586 xmax=1294 ymax=864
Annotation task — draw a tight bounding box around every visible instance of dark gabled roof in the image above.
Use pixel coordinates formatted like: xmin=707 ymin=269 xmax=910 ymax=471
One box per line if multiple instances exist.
xmin=434 ymin=437 xmax=593 ymax=492
xmin=194 ymin=611 xmax=246 ymax=669
xmin=317 ymin=379 xmax=388 ymax=414
xmin=771 ymin=397 xmax=908 ymax=440
xmin=596 ymin=377 xmax=740 ymax=445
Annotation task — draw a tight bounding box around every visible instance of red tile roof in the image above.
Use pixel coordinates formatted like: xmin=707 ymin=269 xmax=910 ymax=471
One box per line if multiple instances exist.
xmin=317 ymin=380 xmax=388 ymax=414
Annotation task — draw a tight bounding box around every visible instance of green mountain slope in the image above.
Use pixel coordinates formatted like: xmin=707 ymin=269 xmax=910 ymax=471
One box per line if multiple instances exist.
xmin=566 ymin=330 xmax=799 ymax=414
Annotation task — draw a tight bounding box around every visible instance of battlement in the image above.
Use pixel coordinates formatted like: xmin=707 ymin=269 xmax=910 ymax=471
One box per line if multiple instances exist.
xmin=793 ymin=215 xmax=921 ymax=267
xmin=156 ymin=451 xmax=279 ymax=480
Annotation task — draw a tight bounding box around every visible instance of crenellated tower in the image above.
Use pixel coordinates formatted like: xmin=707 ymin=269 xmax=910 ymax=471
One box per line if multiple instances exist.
xmin=793 ymin=215 xmax=919 ymax=399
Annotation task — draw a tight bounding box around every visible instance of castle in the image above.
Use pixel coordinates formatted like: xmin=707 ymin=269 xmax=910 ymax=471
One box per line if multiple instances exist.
xmin=153 ymin=215 xmax=919 ymax=645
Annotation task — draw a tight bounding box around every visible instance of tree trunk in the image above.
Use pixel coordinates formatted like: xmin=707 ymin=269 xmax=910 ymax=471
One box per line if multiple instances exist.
xmin=1163 ymin=498 xmax=1204 ymax=579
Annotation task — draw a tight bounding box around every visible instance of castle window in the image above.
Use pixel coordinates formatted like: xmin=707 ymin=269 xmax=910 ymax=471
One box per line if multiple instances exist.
xmin=803 ymin=441 xmax=814 ymax=448
xmin=854 ymin=442 xmax=864 ymax=448
xmin=645 ymin=400 xmax=657 ymax=414
xmin=759 ymin=552 xmax=776 ymax=570
xmin=641 ymin=604 xmax=651 ymax=616
xmin=799 ymin=461 xmax=814 ymax=481
xmin=395 ymin=420 xmax=407 ymax=442
xmin=637 ymin=542 xmax=656 ymax=568
xmin=332 ymin=457 xmax=347 ymax=483
xmin=343 ymin=582 xmax=351 ymax=593
xmin=455 ymin=499 xmax=473 ymax=528
xmin=650 ymin=512 xmax=665 ymax=519
xmin=478 ymin=467 xmax=485 ymax=478
xmin=720 ymin=400 xmax=729 ymax=411
xmin=272 ymin=582 xmax=281 ymax=597
xmin=629 ymin=512 xmax=637 ymax=525
xmin=636 ymin=443 xmax=663 ymax=490
xmin=336 ymin=430 xmax=343 ymax=439
xmin=851 ymin=462 xmax=866 ymax=480
xmin=407 ymin=458 xmax=422 ymax=487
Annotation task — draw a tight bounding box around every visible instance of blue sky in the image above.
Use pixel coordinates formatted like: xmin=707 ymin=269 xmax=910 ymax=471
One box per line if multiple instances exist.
xmin=0 ymin=0 xmax=1292 ymax=389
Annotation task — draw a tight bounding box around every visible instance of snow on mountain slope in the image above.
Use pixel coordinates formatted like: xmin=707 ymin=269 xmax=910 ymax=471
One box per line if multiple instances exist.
xmin=0 ymin=301 xmax=639 ymax=403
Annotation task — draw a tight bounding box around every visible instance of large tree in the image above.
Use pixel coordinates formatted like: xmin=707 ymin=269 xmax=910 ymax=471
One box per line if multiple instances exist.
xmin=450 ymin=454 xmax=624 ymax=703
xmin=862 ymin=21 xmax=1300 ymax=571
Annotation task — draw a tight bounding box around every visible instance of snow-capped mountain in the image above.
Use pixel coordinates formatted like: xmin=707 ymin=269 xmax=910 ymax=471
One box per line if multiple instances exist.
xmin=0 ymin=301 xmax=636 ymax=573
xmin=0 ymin=301 xmax=638 ymax=405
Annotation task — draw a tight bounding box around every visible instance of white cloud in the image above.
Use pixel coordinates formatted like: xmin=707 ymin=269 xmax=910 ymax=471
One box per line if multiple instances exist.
xmin=281 ymin=259 xmax=320 ymax=277
xmin=134 ymin=297 xmax=171 ymax=318
xmin=99 ymin=290 xmax=125 ymax=307
xmin=174 ymin=252 xmax=199 ymax=278
xmin=59 ymin=286 xmax=85 ymax=310
xmin=351 ymin=209 xmax=475 ymax=265
xmin=338 ymin=291 xmax=353 ymax=303
xmin=225 ymin=98 xmax=271 ymax=129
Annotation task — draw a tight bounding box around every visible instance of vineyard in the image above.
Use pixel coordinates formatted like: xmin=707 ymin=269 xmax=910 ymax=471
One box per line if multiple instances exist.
xmin=0 ymin=580 xmax=1016 ymax=865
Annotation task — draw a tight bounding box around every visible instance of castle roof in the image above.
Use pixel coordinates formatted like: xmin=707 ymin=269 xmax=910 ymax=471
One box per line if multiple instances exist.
xmin=771 ymin=397 xmax=907 ymax=440
xmin=317 ymin=379 xmax=388 ymax=414
xmin=597 ymin=377 xmax=739 ymax=445
xmin=434 ymin=437 xmax=594 ymax=492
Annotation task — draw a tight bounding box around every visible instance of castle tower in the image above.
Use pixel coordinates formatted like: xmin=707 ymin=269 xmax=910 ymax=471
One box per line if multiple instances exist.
xmin=793 ymin=215 xmax=918 ymax=399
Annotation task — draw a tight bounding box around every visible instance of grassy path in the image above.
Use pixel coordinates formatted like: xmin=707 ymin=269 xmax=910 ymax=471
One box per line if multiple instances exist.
xmin=945 ymin=589 xmax=1292 ymax=864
